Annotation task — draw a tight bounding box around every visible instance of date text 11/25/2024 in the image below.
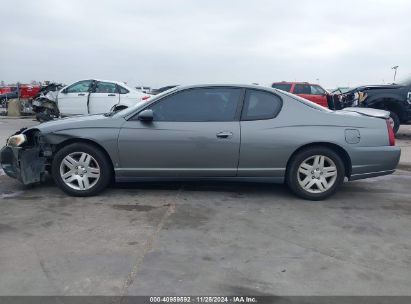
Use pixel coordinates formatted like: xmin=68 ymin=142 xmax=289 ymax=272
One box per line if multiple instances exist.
xmin=149 ymin=296 xmax=257 ymax=303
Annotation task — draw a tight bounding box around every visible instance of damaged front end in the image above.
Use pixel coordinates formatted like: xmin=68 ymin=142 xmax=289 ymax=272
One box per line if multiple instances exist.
xmin=0 ymin=129 xmax=52 ymax=185
xmin=338 ymin=88 xmax=369 ymax=108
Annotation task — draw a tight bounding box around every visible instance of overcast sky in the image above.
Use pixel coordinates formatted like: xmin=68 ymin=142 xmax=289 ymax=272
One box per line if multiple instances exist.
xmin=1 ymin=0 xmax=410 ymax=88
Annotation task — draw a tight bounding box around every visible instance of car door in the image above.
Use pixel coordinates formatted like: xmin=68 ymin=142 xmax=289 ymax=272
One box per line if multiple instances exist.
xmin=58 ymin=80 xmax=92 ymax=115
xmin=293 ymin=83 xmax=313 ymax=102
xmin=238 ymin=89 xmax=284 ymax=178
xmin=117 ymin=87 xmax=243 ymax=178
xmin=88 ymin=81 xmax=120 ymax=114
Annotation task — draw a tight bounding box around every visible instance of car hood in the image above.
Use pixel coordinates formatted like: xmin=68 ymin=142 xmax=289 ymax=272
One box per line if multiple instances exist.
xmin=26 ymin=114 xmax=124 ymax=134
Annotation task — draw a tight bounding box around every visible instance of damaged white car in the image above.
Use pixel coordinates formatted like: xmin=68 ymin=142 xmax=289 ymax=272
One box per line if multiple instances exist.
xmin=57 ymin=79 xmax=151 ymax=116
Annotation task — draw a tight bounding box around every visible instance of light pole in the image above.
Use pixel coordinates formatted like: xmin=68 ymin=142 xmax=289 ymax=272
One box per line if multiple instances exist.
xmin=392 ymin=66 xmax=399 ymax=83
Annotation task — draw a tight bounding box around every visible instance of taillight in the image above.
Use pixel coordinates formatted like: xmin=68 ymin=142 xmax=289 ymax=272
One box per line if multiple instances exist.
xmin=142 ymin=95 xmax=150 ymax=101
xmin=386 ymin=119 xmax=395 ymax=146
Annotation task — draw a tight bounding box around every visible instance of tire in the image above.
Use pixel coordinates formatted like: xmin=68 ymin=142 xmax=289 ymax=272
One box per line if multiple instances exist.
xmin=388 ymin=111 xmax=400 ymax=135
xmin=51 ymin=143 xmax=112 ymax=197
xmin=286 ymin=147 xmax=345 ymax=201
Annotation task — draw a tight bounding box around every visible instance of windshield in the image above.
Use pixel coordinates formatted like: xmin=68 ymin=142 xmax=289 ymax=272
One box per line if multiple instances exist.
xmin=275 ymin=89 xmax=333 ymax=112
xmin=112 ymin=86 xmax=180 ymax=118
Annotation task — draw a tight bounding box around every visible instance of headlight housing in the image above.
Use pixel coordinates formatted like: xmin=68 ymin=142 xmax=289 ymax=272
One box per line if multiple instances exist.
xmin=7 ymin=134 xmax=27 ymax=147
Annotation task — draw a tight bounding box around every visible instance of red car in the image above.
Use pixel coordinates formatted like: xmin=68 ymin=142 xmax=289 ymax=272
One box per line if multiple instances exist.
xmin=0 ymin=87 xmax=13 ymax=94
xmin=0 ymin=85 xmax=41 ymax=99
xmin=271 ymin=82 xmax=329 ymax=108
xmin=19 ymin=85 xmax=41 ymax=99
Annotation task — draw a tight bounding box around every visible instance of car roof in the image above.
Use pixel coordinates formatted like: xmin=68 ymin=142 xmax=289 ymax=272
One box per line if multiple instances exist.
xmin=272 ymin=81 xmax=320 ymax=85
xmin=173 ymin=84 xmax=277 ymax=91
xmin=72 ymin=79 xmax=137 ymax=91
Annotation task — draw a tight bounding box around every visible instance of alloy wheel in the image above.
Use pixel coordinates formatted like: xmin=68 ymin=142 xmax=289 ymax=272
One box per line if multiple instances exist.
xmin=297 ymin=155 xmax=338 ymax=194
xmin=59 ymin=152 xmax=101 ymax=190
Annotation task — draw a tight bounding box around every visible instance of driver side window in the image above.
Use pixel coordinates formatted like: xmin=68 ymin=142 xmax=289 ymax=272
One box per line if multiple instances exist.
xmin=147 ymin=88 xmax=242 ymax=122
xmin=66 ymin=80 xmax=92 ymax=93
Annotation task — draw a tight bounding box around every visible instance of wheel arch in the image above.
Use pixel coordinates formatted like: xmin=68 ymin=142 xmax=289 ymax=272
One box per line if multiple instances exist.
xmin=53 ymin=138 xmax=115 ymax=175
xmin=286 ymin=142 xmax=352 ymax=178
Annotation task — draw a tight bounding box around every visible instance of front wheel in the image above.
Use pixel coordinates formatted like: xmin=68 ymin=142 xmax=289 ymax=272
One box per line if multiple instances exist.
xmin=51 ymin=143 xmax=112 ymax=197
xmin=286 ymin=147 xmax=345 ymax=200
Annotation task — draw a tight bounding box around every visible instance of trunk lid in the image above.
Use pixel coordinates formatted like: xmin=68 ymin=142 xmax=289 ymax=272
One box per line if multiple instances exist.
xmin=337 ymin=107 xmax=390 ymax=119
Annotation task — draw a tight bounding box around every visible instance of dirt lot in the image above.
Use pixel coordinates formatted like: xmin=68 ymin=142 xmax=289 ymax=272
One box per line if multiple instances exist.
xmin=1 ymin=117 xmax=411 ymax=296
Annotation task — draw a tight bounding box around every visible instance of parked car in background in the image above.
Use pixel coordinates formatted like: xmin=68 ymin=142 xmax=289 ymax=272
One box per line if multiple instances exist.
xmin=0 ymin=84 xmax=41 ymax=102
xmin=1 ymin=84 xmax=399 ymax=201
xmin=0 ymin=87 xmax=18 ymax=107
xmin=19 ymin=85 xmax=41 ymax=99
xmin=337 ymin=77 xmax=411 ymax=134
xmin=150 ymin=85 xmax=179 ymax=95
xmin=0 ymin=86 xmax=14 ymax=95
xmin=57 ymin=79 xmax=151 ymax=116
xmin=271 ymin=82 xmax=330 ymax=108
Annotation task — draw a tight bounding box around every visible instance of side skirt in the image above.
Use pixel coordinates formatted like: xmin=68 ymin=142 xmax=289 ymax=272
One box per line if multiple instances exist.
xmin=115 ymin=176 xmax=285 ymax=184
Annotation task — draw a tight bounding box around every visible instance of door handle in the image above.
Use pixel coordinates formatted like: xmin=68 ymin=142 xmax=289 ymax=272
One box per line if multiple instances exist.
xmin=108 ymin=94 xmax=116 ymax=96
xmin=78 ymin=93 xmax=85 ymax=96
xmin=216 ymin=131 xmax=233 ymax=139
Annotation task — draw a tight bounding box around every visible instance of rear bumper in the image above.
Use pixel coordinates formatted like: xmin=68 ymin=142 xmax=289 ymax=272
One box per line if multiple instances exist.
xmin=350 ymin=169 xmax=395 ymax=181
xmin=0 ymin=146 xmax=45 ymax=184
xmin=348 ymin=146 xmax=400 ymax=181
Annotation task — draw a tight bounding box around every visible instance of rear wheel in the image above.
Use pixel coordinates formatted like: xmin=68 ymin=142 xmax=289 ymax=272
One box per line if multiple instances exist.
xmin=52 ymin=143 xmax=112 ymax=197
xmin=286 ymin=147 xmax=345 ymax=200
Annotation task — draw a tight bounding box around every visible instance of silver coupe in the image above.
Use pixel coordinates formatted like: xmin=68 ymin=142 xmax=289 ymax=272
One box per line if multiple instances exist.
xmin=0 ymin=85 xmax=400 ymax=200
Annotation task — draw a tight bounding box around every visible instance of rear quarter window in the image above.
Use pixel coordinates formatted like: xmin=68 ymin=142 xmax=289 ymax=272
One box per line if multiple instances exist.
xmin=242 ymin=90 xmax=282 ymax=121
xmin=118 ymin=86 xmax=129 ymax=94
xmin=278 ymin=90 xmax=332 ymax=112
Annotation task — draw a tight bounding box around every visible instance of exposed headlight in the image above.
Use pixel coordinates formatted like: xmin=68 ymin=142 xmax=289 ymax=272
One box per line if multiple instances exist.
xmin=7 ymin=134 xmax=27 ymax=147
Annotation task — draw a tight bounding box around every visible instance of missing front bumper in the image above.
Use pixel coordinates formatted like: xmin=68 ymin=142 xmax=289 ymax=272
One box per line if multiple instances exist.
xmin=0 ymin=146 xmax=46 ymax=184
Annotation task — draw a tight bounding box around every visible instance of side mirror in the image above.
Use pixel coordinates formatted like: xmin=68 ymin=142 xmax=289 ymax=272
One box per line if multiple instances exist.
xmin=137 ymin=109 xmax=153 ymax=122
